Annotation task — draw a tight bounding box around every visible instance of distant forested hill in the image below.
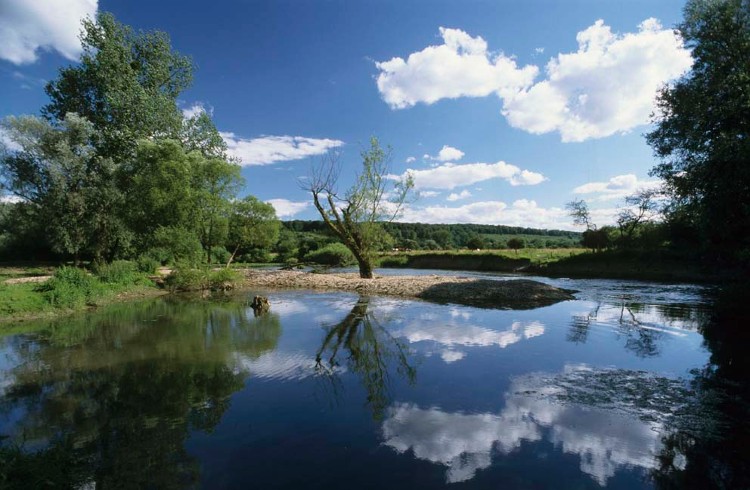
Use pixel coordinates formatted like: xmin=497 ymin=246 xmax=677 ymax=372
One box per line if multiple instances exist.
xmin=282 ymin=220 xmax=581 ymax=249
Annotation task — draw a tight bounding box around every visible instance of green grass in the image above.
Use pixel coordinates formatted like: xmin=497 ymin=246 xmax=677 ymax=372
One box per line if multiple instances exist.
xmin=380 ymin=248 xmax=586 ymax=267
xmin=0 ymin=263 xmax=159 ymax=326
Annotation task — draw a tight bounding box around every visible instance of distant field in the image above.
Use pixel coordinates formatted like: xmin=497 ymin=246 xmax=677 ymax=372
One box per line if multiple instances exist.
xmin=380 ymin=248 xmax=587 ymax=266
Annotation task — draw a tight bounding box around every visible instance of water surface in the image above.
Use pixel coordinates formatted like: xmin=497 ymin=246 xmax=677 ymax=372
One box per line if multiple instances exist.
xmin=0 ymin=273 xmax=746 ymax=489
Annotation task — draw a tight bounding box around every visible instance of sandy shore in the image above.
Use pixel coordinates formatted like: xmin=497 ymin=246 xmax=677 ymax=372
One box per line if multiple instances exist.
xmin=242 ymin=270 xmax=575 ymax=309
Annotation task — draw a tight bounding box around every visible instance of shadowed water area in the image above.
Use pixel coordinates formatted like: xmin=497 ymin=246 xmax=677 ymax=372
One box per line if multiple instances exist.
xmin=0 ymin=271 xmax=748 ymax=489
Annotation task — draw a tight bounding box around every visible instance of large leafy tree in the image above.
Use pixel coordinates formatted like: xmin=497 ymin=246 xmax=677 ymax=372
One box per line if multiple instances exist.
xmin=0 ymin=114 xmax=128 ymax=262
xmin=226 ymin=196 xmax=280 ymax=267
xmin=647 ymin=0 xmax=750 ymax=261
xmin=43 ymin=12 xmax=193 ymax=161
xmin=305 ymin=137 xmax=413 ymax=278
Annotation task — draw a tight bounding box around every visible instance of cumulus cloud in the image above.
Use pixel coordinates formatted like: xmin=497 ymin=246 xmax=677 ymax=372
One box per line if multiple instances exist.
xmin=573 ymin=174 xmax=662 ymax=201
xmin=446 ymin=190 xmax=472 ymax=202
xmin=266 ymin=198 xmax=310 ymax=218
xmin=376 ymin=27 xmax=538 ymax=109
xmin=400 ymin=199 xmax=583 ymax=230
xmin=397 ymin=319 xmax=545 ymax=351
xmin=376 ymin=20 xmax=692 ymax=142
xmin=503 ymin=19 xmax=693 ymax=142
xmin=0 ymin=0 xmax=98 ymax=64
xmin=220 ymin=133 xmax=344 ymax=166
xmin=181 ymin=102 xmax=210 ymax=119
xmin=418 ymin=190 xmax=440 ymax=198
xmin=405 ymin=156 xmax=416 ymax=163
xmin=393 ymin=161 xmax=545 ymax=190
xmin=428 ymin=145 xmax=465 ymax=162
xmin=382 ymin=367 xmax=666 ymax=484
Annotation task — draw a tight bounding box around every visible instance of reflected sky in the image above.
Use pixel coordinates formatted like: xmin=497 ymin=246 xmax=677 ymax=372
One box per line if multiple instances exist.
xmin=382 ymin=365 xmax=686 ymax=485
xmin=0 ymin=278 xmax=722 ymax=489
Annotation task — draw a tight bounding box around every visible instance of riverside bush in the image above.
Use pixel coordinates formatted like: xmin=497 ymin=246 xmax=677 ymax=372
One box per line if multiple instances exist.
xmin=40 ymin=266 xmax=102 ymax=309
xmin=304 ymin=243 xmax=355 ymax=267
xmin=165 ymin=267 xmax=240 ymax=291
xmin=93 ymin=260 xmax=140 ymax=285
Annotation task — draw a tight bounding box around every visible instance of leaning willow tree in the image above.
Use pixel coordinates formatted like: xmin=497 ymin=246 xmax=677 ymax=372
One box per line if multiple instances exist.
xmin=304 ymin=138 xmax=413 ymax=278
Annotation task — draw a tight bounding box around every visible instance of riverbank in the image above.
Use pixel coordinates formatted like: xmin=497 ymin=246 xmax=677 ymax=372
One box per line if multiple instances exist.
xmin=378 ymin=249 xmax=719 ymax=283
xmin=242 ymin=270 xmax=575 ymax=309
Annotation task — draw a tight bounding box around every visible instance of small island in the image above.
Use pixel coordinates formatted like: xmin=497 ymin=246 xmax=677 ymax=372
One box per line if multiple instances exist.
xmin=243 ymin=270 xmax=575 ymax=309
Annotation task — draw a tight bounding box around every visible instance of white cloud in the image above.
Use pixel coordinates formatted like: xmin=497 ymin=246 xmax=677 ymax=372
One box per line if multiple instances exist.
xmin=418 ymin=190 xmax=440 ymax=198
xmin=376 ymin=20 xmax=692 ymax=142
xmin=393 ymin=161 xmax=546 ymax=190
xmin=440 ymin=350 xmax=466 ymax=363
xmin=397 ymin=319 xmax=546 ymax=351
xmin=382 ymin=367 xmax=665 ymax=484
xmin=220 ymin=133 xmax=344 ymax=166
xmin=503 ymin=19 xmax=693 ymax=142
xmin=428 ymin=145 xmax=465 ymax=162
xmin=266 ymin=198 xmax=310 ymax=218
xmin=400 ymin=199 xmax=580 ymax=230
xmin=0 ymin=0 xmax=97 ymax=64
xmin=181 ymin=102 xmax=210 ymax=119
xmin=376 ymin=27 xmax=538 ymax=109
xmin=405 ymin=156 xmax=416 ymax=163
xmin=446 ymin=190 xmax=472 ymax=202
xmin=0 ymin=195 xmax=24 ymax=204
xmin=573 ymin=174 xmax=662 ymax=201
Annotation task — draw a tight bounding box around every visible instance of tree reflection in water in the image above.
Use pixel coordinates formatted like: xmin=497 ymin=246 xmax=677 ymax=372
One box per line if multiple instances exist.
xmin=0 ymin=297 xmax=282 ymax=489
xmin=652 ymin=291 xmax=750 ymax=490
xmin=315 ymin=296 xmax=416 ymax=419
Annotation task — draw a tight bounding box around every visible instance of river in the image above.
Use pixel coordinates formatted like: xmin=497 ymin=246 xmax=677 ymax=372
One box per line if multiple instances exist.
xmin=0 ymin=270 xmax=746 ymax=489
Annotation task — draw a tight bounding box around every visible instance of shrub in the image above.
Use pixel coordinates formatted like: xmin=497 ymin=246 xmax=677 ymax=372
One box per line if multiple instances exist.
xmin=208 ymin=268 xmax=240 ymax=290
xmin=40 ymin=266 xmax=101 ymax=309
xmin=93 ymin=260 xmax=139 ymax=285
xmin=136 ymin=255 xmax=160 ymax=274
xmin=209 ymin=246 xmax=231 ymax=265
xmin=164 ymin=267 xmax=209 ymax=292
xmin=241 ymin=248 xmax=272 ymax=264
xmin=165 ymin=267 xmax=240 ymax=292
xmin=304 ymin=242 xmax=356 ymax=267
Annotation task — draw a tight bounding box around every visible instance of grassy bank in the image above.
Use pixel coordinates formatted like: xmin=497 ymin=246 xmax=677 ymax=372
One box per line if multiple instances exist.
xmin=0 ymin=263 xmax=163 ymax=327
xmin=527 ymin=249 xmax=719 ymax=283
xmin=378 ymin=249 xmax=586 ymax=272
xmin=378 ymin=248 xmax=717 ymax=283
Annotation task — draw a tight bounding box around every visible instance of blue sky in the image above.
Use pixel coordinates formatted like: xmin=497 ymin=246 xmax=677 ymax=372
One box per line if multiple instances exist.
xmin=0 ymin=0 xmax=692 ymax=230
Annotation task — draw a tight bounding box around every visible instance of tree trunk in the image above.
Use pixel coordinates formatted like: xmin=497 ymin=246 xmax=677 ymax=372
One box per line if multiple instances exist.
xmin=226 ymin=243 xmax=240 ymax=268
xmin=357 ymin=256 xmax=374 ymax=279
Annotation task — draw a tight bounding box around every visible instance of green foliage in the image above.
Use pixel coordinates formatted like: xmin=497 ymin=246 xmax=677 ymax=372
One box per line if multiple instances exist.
xmin=136 ymin=254 xmax=161 ymax=274
xmin=165 ymin=266 xmax=240 ymax=291
xmin=227 ymin=196 xmax=280 ymax=265
xmin=40 ymin=267 xmax=102 ymax=309
xmin=43 ymin=12 xmax=193 ymax=159
xmin=304 ymin=242 xmax=356 ymax=267
xmin=152 ymin=226 xmax=204 ymax=266
xmin=241 ymin=249 xmax=272 ymax=264
xmin=466 ymin=235 xmax=486 ymax=249
xmin=93 ymin=260 xmax=144 ymax=285
xmin=307 ymin=137 xmax=414 ymax=278
xmin=0 ymin=114 xmax=128 ymax=261
xmin=164 ymin=267 xmax=209 ymax=292
xmin=507 ymin=237 xmax=525 ymax=251
xmin=647 ymin=0 xmax=750 ymax=262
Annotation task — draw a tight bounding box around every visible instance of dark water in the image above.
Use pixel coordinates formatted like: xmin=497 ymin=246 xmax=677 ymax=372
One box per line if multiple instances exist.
xmin=0 ymin=272 xmax=747 ymax=489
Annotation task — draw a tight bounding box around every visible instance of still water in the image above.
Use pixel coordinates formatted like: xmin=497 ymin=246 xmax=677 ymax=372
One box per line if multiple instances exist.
xmin=0 ymin=271 xmax=747 ymax=489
